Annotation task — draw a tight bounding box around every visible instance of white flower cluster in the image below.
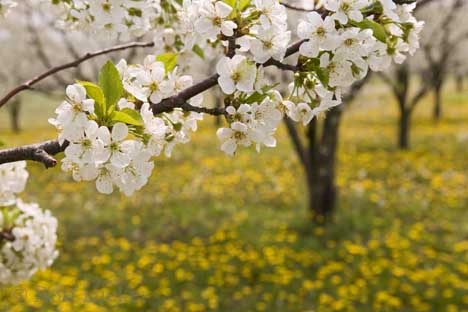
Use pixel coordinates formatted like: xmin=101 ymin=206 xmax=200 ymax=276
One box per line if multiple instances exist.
xmin=0 ymin=0 xmax=17 ymax=16
xmin=176 ymin=0 xmax=291 ymax=59
xmin=214 ymin=0 xmax=423 ymax=156
xmin=50 ymin=0 xmax=423 ymax=181
xmin=0 ymin=163 xmax=58 ymax=285
xmin=0 ymin=161 xmax=28 ymax=206
xmin=217 ymin=90 xmax=284 ymax=155
xmin=54 ymin=0 xmax=162 ymax=40
xmin=50 ymin=58 xmax=203 ymax=196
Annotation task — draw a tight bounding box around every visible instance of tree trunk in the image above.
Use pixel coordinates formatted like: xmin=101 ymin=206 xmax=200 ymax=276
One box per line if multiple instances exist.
xmin=307 ymin=107 xmax=342 ymax=223
xmin=433 ymin=85 xmax=442 ymax=122
xmin=8 ymin=100 xmax=21 ymax=133
xmin=456 ymin=75 xmax=463 ymax=92
xmin=398 ymin=107 xmax=411 ymax=149
xmin=284 ymin=77 xmax=368 ymax=224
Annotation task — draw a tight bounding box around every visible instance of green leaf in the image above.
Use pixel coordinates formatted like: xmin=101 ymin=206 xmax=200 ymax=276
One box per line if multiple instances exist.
xmin=78 ymin=80 xmax=106 ymax=118
xmin=222 ymin=0 xmax=247 ymax=17
xmin=353 ymin=19 xmax=387 ymax=43
xmin=315 ymin=67 xmax=330 ymax=87
xmin=223 ymin=0 xmax=236 ymax=8
xmin=303 ymin=58 xmax=330 ymax=87
xmin=98 ymin=61 xmax=124 ymax=114
xmin=156 ymin=53 xmax=178 ymax=73
xmin=245 ymin=92 xmax=267 ymax=104
xmin=112 ymin=108 xmax=143 ymax=126
xmin=192 ymin=44 xmax=205 ymax=59
xmin=239 ymin=0 xmax=251 ymax=11
xmin=1 ymin=209 xmax=9 ymax=228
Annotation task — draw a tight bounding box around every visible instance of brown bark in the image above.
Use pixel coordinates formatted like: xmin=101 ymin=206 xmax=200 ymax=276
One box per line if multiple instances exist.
xmin=308 ymin=108 xmax=342 ymax=223
xmin=8 ymin=99 xmax=21 ymax=133
xmin=456 ymin=75 xmax=464 ymax=92
xmin=433 ymin=85 xmax=442 ymax=122
xmin=398 ymin=108 xmax=411 ymax=149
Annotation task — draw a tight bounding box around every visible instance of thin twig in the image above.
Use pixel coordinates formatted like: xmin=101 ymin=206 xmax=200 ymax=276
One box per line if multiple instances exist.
xmin=0 ymin=41 xmax=154 ymax=109
xmin=280 ymin=2 xmax=314 ymax=12
xmin=266 ymin=59 xmax=299 ymax=72
xmin=0 ymin=231 xmax=15 ymax=243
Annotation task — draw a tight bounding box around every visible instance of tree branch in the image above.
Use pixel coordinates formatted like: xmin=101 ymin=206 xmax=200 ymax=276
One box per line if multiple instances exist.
xmin=0 ymin=41 xmax=155 ymax=109
xmin=153 ymin=38 xmax=307 ymax=114
xmin=267 ymin=59 xmax=299 ymax=72
xmin=180 ymin=102 xmax=226 ymax=115
xmin=0 ymin=230 xmax=15 ymax=243
xmin=409 ymin=81 xmax=430 ymax=110
xmin=0 ymin=37 xmax=308 ymax=167
xmin=280 ymin=0 xmax=419 ymax=13
xmin=280 ymin=2 xmax=314 ymax=12
xmin=284 ymin=117 xmax=309 ymax=168
xmin=0 ymin=140 xmax=68 ymax=168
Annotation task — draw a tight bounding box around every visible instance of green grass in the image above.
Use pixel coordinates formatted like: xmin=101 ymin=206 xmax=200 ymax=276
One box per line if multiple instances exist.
xmin=0 ymin=83 xmax=467 ymax=312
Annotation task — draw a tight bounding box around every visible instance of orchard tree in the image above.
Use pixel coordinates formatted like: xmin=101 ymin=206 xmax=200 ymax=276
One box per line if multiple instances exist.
xmin=0 ymin=0 xmax=422 ymax=284
xmin=284 ymin=74 xmax=371 ymax=221
xmin=379 ymin=61 xmax=428 ymax=149
xmin=283 ymin=0 xmax=431 ymax=219
xmin=416 ymin=0 xmax=468 ymax=121
xmin=379 ymin=0 xmax=468 ymax=149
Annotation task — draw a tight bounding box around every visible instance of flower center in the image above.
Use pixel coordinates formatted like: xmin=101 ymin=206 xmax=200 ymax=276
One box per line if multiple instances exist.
xmin=231 ymin=71 xmax=241 ymax=83
xmin=213 ymin=16 xmax=222 ymax=27
xmin=102 ymin=3 xmax=111 ymax=12
xmin=327 ymin=62 xmax=337 ymax=73
xmin=110 ymin=142 xmax=120 ymax=152
xmin=345 ymin=38 xmax=355 ymax=46
xmin=72 ymin=103 xmax=82 ymax=112
xmin=149 ymin=82 xmax=160 ymax=92
xmin=263 ymin=41 xmax=273 ymax=49
xmin=234 ymin=131 xmax=245 ymax=140
xmin=316 ymin=27 xmax=326 ymax=37
xmin=305 ymin=79 xmax=316 ymax=90
xmin=82 ymin=139 xmax=92 ymax=149
xmin=341 ymin=2 xmax=351 ymax=12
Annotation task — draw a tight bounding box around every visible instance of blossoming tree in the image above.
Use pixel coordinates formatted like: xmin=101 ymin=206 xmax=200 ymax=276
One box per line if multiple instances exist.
xmin=379 ymin=0 xmax=468 ymax=149
xmin=0 ymin=0 xmax=423 ymax=284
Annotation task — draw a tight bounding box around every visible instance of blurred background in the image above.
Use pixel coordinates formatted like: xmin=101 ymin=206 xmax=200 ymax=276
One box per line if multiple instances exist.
xmin=0 ymin=0 xmax=467 ymax=311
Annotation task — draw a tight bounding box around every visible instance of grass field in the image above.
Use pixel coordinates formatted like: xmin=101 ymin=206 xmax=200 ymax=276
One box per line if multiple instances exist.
xmin=0 ymin=81 xmax=467 ymax=311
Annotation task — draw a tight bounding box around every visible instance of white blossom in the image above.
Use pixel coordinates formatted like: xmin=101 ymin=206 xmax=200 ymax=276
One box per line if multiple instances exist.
xmin=324 ymin=0 xmax=370 ymax=24
xmin=253 ymin=0 xmax=287 ymax=29
xmin=248 ymin=26 xmax=291 ymax=63
xmin=298 ymin=12 xmax=340 ymax=57
xmin=99 ymin=123 xmax=135 ymax=168
xmin=195 ymin=0 xmax=237 ymax=40
xmin=48 ymin=84 xmax=95 ymax=144
xmin=284 ymin=101 xmax=314 ymax=125
xmin=216 ymin=122 xmax=253 ymax=156
xmin=0 ymin=200 xmax=58 ymax=285
xmin=0 ymin=162 xmax=28 ymax=206
xmin=217 ymin=55 xmax=257 ymax=94
xmin=0 ymin=0 xmax=17 ymax=16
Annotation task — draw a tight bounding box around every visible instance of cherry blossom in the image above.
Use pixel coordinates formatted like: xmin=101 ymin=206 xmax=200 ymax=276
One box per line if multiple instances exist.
xmin=217 ymin=55 xmax=257 ymax=94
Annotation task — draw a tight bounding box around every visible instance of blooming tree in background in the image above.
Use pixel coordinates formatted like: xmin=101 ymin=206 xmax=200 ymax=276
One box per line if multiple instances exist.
xmin=0 ymin=0 xmax=423 ymax=284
